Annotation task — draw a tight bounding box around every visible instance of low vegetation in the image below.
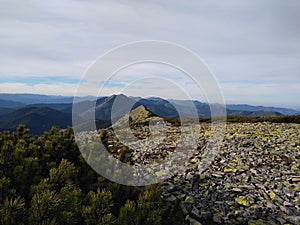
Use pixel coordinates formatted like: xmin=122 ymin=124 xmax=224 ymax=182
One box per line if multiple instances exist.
xmin=0 ymin=125 xmax=184 ymax=225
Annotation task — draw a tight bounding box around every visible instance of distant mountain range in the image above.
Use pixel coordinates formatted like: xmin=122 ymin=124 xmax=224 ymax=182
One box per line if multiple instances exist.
xmin=226 ymin=104 xmax=300 ymax=116
xmin=0 ymin=93 xmax=299 ymax=134
xmin=0 ymin=107 xmax=71 ymax=134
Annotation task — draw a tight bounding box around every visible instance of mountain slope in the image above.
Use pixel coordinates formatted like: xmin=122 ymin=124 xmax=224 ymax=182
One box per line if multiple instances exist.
xmin=0 ymin=107 xmax=72 ymax=134
xmin=227 ymin=109 xmax=282 ymax=117
xmin=93 ymin=94 xmax=136 ymax=120
xmin=25 ymin=103 xmax=72 ymax=111
xmin=136 ymin=98 xmax=180 ymax=118
xmin=226 ymin=104 xmax=299 ymax=115
xmin=129 ymin=105 xmax=156 ymax=123
xmin=0 ymin=107 xmax=15 ymax=116
xmin=0 ymin=93 xmax=95 ymax=105
xmin=114 ymin=105 xmax=157 ymax=125
xmin=0 ymin=99 xmax=25 ymax=108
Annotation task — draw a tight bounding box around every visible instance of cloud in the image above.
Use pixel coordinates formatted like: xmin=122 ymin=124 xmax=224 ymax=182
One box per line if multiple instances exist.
xmin=0 ymin=0 xmax=299 ymax=108
xmin=222 ymin=81 xmax=300 ymax=109
xmin=0 ymin=82 xmax=79 ymax=96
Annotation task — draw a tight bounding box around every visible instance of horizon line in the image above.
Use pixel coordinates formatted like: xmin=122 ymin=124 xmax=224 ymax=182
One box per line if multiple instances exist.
xmin=0 ymin=92 xmax=299 ymax=111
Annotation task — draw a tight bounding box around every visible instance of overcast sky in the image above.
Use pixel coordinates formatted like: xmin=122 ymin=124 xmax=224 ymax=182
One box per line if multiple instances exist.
xmin=0 ymin=0 xmax=299 ymax=109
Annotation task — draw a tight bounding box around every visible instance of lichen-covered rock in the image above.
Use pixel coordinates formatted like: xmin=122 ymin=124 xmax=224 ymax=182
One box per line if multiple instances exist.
xmin=235 ymin=196 xmax=254 ymax=207
xmin=160 ymin=123 xmax=300 ymax=225
xmin=82 ymin=121 xmax=300 ymax=225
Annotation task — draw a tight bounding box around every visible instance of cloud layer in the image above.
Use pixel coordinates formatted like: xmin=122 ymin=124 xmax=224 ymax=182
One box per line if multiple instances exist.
xmin=0 ymin=0 xmax=299 ymax=109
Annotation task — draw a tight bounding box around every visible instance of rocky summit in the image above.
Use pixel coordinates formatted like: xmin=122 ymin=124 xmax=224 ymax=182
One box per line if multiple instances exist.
xmin=77 ymin=106 xmax=300 ymax=225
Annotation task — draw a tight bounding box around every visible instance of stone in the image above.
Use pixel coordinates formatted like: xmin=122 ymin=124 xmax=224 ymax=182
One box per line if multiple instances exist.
xmin=185 ymin=196 xmax=195 ymax=204
xmin=235 ymin=196 xmax=254 ymax=207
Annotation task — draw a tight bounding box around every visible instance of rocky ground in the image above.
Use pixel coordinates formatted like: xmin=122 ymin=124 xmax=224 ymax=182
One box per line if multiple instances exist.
xmin=77 ymin=121 xmax=300 ymax=225
xmin=162 ymin=122 xmax=300 ymax=225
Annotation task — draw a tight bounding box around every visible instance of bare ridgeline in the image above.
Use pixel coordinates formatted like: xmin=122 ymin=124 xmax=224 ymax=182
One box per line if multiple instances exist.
xmin=76 ymin=104 xmax=300 ymax=225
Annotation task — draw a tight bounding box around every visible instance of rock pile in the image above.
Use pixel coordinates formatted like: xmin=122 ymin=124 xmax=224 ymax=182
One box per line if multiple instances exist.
xmin=162 ymin=122 xmax=300 ymax=225
xmin=76 ymin=121 xmax=300 ymax=224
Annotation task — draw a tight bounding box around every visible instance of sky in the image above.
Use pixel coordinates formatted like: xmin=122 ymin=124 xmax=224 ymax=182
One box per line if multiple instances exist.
xmin=0 ymin=0 xmax=299 ymax=109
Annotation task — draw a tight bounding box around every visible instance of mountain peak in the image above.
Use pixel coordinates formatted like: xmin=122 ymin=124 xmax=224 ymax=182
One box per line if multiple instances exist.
xmin=112 ymin=105 xmax=156 ymax=127
xmin=129 ymin=105 xmax=154 ymax=123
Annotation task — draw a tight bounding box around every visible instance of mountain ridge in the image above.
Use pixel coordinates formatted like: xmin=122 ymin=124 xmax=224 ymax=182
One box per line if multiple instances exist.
xmin=0 ymin=93 xmax=299 ymax=114
xmin=0 ymin=93 xmax=299 ymax=134
xmin=0 ymin=107 xmax=72 ymax=134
